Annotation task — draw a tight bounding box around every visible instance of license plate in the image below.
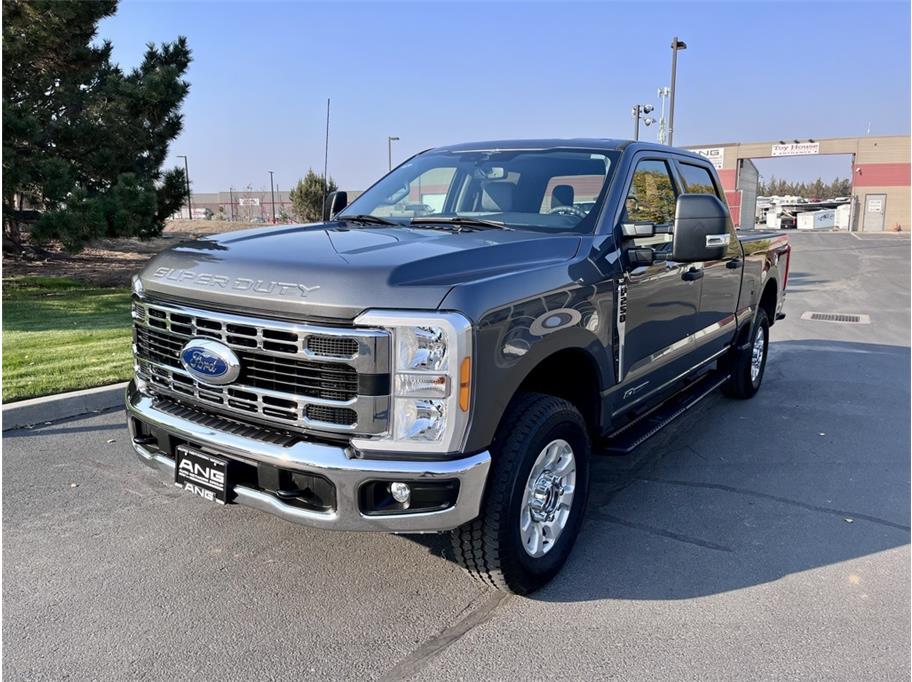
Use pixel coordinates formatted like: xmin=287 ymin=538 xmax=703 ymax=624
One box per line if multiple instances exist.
xmin=174 ymin=446 xmax=229 ymax=505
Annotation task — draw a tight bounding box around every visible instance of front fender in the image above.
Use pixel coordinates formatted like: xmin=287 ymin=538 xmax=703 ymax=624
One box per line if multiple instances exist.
xmin=462 ymin=291 xmax=615 ymax=453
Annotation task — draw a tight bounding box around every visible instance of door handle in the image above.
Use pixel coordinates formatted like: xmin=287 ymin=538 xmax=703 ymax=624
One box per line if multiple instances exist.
xmin=726 ymin=258 xmax=742 ymax=269
xmin=682 ymin=267 xmax=704 ymax=281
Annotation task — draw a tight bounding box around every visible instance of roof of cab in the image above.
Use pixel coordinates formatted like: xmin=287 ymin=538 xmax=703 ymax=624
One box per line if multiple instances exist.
xmin=428 ymin=139 xmax=705 ymax=160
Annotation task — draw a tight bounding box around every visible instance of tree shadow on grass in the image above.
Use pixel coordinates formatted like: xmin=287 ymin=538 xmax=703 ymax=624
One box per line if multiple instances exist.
xmin=2 ymin=289 xmax=132 ymax=333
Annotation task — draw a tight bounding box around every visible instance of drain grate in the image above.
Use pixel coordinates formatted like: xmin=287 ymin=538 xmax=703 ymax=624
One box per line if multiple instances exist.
xmin=800 ymin=312 xmax=871 ymax=324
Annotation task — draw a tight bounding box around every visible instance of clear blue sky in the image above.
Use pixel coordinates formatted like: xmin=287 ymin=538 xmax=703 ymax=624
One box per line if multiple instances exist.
xmin=99 ymin=1 xmax=910 ymax=192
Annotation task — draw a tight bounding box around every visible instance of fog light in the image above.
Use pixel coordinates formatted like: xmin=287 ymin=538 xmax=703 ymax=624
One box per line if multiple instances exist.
xmin=389 ymin=482 xmax=411 ymax=504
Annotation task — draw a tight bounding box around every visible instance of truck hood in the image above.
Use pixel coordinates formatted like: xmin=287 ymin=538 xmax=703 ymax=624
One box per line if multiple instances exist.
xmin=141 ymin=223 xmax=582 ymax=320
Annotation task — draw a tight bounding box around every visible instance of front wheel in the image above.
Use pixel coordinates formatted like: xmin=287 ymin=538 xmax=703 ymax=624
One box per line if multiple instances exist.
xmin=722 ymin=308 xmax=770 ymax=399
xmin=449 ymin=393 xmax=590 ymax=595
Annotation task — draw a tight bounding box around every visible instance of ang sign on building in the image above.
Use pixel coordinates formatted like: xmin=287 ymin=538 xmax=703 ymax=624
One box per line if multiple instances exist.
xmin=688 ymin=147 xmax=725 ymax=169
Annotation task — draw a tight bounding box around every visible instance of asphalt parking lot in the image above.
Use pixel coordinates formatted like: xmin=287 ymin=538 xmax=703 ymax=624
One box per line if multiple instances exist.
xmin=3 ymin=231 xmax=910 ymax=681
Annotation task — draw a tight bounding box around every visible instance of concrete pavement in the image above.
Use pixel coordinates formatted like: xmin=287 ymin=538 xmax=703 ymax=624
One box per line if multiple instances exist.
xmin=3 ymin=232 xmax=909 ymax=680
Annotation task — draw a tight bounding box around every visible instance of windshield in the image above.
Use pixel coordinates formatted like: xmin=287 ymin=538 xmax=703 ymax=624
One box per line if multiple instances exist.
xmin=339 ymin=148 xmax=620 ymax=233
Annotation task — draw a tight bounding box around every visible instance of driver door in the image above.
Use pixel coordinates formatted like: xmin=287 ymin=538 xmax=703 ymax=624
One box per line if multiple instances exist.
xmin=615 ymin=157 xmax=703 ymax=406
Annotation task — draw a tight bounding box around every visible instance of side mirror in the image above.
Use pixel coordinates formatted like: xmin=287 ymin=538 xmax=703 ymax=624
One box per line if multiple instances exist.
xmin=671 ymin=194 xmax=731 ymax=262
xmin=324 ymin=190 xmax=348 ymax=221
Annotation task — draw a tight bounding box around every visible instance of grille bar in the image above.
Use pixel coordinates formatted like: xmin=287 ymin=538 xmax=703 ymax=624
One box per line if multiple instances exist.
xmin=133 ymin=300 xmax=390 ymax=374
xmin=132 ymin=299 xmax=390 ymax=435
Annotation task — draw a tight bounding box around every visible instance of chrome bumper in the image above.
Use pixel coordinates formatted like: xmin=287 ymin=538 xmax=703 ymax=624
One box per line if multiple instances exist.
xmin=125 ymin=381 xmax=490 ymax=532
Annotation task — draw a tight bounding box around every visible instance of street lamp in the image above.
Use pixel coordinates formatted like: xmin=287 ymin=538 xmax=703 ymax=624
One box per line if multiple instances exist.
xmin=667 ymin=36 xmax=687 ymax=146
xmin=388 ymin=136 xmax=400 ymax=171
xmin=177 ymin=155 xmax=192 ymax=220
xmin=631 ymin=104 xmax=656 ymax=141
xmin=268 ymin=170 xmax=276 ymax=223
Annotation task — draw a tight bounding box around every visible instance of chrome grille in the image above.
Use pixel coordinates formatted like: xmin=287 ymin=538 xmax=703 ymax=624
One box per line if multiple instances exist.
xmin=306 ymin=336 xmax=358 ymax=357
xmin=238 ymin=352 xmax=357 ymax=401
xmin=132 ymin=300 xmax=390 ymax=435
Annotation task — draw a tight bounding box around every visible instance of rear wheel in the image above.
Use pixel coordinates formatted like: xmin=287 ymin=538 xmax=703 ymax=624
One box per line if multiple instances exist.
xmin=449 ymin=393 xmax=590 ymax=595
xmin=722 ymin=308 xmax=769 ymax=399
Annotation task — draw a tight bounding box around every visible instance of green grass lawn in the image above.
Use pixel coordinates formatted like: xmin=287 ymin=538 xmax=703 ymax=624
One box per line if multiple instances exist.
xmin=3 ymin=276 xmax=133 ymax=402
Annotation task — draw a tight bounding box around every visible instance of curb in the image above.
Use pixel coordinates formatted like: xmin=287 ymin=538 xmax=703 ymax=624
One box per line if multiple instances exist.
xmin=2 ymin=382 xmax=128 ymax=431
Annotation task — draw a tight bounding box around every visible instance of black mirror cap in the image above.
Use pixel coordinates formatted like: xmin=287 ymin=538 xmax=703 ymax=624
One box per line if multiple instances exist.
xmin=625 ymin=247 xmax=655 ymax=267
xmin=621 ymin=222 xmax=656 ymax=238
xmin=323 ymin=191 xmax=348 ymax=221
xmin=672 ymin=193 xmax=730 ymax=262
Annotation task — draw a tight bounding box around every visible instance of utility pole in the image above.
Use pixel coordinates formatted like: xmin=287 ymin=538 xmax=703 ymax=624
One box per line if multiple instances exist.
xmin=268 ymin=171 xmax=276 ymax=223
xmin=177 ymin=155 xmax=192 ymax=219
xmin=388 ymin=136 xmax=400 ymax=171
xmin=667 ymin=37 xmax=687 ymax=146
xmin=229 ymin=187 xmax=235 ymax=221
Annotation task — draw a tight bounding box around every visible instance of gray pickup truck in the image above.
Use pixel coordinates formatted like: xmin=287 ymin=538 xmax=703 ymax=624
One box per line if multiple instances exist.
xmin=127 ymin=139 xmax=790 ymax=594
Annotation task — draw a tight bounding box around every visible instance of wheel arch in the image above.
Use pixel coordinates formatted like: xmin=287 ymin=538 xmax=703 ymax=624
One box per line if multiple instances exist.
xmin=508 ymin=346 xmax=604 ymax=439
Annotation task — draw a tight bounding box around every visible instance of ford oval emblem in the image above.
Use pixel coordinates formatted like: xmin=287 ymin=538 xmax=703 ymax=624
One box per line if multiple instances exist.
xmin=179 ymin=339 xmax=241 ymax=385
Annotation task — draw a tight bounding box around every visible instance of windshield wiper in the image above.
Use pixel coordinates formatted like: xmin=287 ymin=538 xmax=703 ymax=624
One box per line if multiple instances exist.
xmin=410 ymin=216 xmax=514 ymax=231
xmin=336 ymin=214 xmax=397 ymax=226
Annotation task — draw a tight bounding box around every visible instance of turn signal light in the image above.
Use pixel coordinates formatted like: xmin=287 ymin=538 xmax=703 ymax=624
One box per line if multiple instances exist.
xmin=459 ymin=357 xmax=471 ymax=412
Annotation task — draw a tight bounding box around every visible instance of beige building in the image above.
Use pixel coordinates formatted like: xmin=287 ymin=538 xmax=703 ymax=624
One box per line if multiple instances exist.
xmin=688 ymin=135 xmax=910 ymax=231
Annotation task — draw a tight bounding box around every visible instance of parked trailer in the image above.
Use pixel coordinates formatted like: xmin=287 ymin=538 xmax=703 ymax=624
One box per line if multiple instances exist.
xmin=797 ymin=209 xmax=836 ymax=230
xmin=835 ymin=203 xmax=851 ymax=230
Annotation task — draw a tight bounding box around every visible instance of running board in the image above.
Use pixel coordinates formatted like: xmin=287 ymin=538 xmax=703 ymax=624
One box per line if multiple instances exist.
xmin=601 ymin=372 xmax=730 ymax=455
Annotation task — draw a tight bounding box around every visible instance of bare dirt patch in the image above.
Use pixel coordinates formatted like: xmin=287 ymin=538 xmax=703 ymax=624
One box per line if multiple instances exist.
xmin=2 ymin=220 xmax=267 ymax=287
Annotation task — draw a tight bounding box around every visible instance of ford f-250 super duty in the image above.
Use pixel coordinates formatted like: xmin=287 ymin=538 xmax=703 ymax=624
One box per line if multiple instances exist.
xmin=126 ymin=140 xmax=789 ymax=594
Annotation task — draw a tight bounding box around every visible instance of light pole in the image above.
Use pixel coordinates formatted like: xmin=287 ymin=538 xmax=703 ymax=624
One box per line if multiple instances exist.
xmin=388 ymin=136 xmax=400 ymax=171
xmin=229 ymin=187 xmax=235 ymax=221
xmin=631 ymin=104 xmax=655 ymax=141
xmin=177 ymin=155 xmax=192 ymax=219
xmin=268 ymin=171 xmax=276 ymax=223
xmin=667 ymin=37 xmax=687 ymax=146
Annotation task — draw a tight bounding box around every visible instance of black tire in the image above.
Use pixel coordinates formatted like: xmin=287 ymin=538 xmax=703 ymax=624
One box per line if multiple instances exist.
xmin=722 ymin=308 xmax=770 ymax=399
xmin=449 ymin=392 xmax=590 ymax=595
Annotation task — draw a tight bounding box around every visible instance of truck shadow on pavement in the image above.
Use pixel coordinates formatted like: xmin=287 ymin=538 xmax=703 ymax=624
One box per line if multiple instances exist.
xmin=779 ymin=271 xmax=828 ymax=293
xmin=406 ymin=339 xmax=910 ymax=602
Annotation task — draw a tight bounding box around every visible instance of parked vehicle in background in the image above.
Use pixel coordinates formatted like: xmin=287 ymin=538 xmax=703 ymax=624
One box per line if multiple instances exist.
xmin=126 ymin=139 xmax=789 ymax=594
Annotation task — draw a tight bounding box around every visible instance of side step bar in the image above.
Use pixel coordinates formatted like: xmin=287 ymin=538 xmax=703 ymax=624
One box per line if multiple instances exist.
xmin=601 ymin=371 xmax=730 ymax=455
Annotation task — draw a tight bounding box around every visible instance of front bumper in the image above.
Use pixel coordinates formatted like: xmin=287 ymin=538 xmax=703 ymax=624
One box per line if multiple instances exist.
xmin=125 ymin=381 xmax=491 ymax=532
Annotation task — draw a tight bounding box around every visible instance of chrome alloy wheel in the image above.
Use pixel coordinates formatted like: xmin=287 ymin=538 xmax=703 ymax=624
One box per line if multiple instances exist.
xmin=751 ymin=325 xmax=766 ymax=383
xmin=519 ymin=439 xmax=577 ymax=558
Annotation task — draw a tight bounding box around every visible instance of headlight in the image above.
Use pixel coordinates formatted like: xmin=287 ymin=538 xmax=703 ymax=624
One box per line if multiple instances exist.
xmin=131 ymin=274 xmax=144 ymax=298
xmin=352 ymin=310 xmax=472 ymax=455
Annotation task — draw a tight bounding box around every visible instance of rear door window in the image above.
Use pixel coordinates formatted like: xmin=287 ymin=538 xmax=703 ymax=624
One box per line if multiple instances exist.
xmin=678 ymin=163 xmax=719 ymax=196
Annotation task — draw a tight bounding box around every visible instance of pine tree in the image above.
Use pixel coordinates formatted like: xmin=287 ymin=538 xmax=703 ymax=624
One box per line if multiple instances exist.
xmin=2 ymin=0 xmax=192 ymax=252
xmin=289 ymin=170 xmax=338 ymax=223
